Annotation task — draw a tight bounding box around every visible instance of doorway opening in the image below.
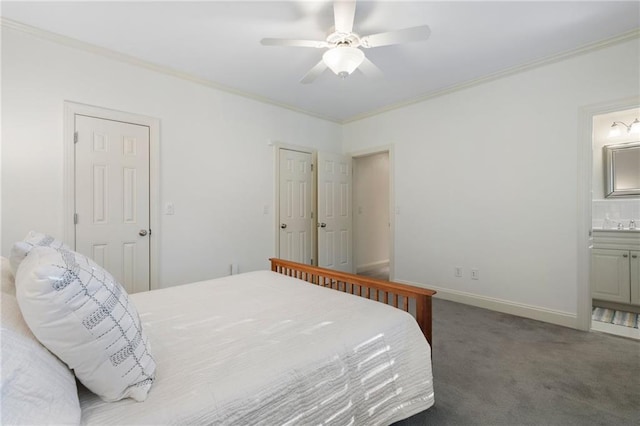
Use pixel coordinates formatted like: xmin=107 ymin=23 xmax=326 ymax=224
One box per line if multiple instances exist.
xmin=589 ymin=107 xmax=640 ymax=340
xmin=352 ymin=147 xmax=394 ymax=281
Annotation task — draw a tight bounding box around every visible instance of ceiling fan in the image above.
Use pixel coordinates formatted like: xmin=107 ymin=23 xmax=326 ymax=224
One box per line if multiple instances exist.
xmin=261 ymin=0 xmax=431 ymax=84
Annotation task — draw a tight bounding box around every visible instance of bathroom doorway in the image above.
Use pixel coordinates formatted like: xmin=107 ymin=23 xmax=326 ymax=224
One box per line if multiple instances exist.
xmin=590 ymin=107 xmax=640 ymax=340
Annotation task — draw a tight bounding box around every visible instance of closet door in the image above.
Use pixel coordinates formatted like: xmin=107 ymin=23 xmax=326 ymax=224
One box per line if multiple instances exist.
xmin=75 ymin=115 xmax=151 ymax=294
xmin=317 ymin=152 xmax=353 ymax=273
xmin=278 ymin=149 xmax=313 ymax=264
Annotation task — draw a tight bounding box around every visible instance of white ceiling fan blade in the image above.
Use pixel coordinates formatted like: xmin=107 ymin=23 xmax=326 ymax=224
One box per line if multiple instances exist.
xmin=334 ymin=0 xmax=356 ymax=34
xmin=360 ymin=25 xmax=431 ymax=48
xmin=358 ymin=57 xmax=383 ymax=79
xmin=300 ymin=60 xmax=328 ymax=84
xmin=261 ymin=38 xmax=329 ymax=48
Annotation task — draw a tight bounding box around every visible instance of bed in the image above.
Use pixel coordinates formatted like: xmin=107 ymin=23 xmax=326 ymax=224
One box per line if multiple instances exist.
xmin=269 ymin=258 xmax=435 ymax=346
xmin=3 ymin=238 xmax=436 ymax=425
xmin=79 ymin=259 xmax=436 ymax=425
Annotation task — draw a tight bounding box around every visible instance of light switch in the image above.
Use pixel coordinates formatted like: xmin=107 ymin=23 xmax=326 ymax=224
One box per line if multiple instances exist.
xmin=165 ymin=203 xmax=175 ymax=215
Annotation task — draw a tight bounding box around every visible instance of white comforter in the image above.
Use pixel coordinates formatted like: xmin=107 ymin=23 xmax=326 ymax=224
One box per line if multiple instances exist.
xmin=79 ymin=271 xmax=434 ymax=425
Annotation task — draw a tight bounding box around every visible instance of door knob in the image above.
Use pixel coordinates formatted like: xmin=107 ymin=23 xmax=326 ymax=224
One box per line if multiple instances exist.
xmin=319 ymin=223 xmax=327 ymax=228
xmin=139 ymin=229 xmax=148 ymax=236
xmin=280 ymin=223 xmax=287 ymax=229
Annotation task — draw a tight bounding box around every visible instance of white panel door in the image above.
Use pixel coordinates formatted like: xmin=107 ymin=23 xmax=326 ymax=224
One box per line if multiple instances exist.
xmin=75 ymin=115 xmax=150 ymax=293
xmin=318 ymin=152 xmax=353 ymax=273
xmin=278 ymin=149 xmax=313 ymax=264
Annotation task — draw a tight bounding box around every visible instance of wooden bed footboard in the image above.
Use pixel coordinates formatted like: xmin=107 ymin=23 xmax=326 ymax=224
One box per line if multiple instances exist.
xmin=270 ymin=258 xmax=436 ymax=347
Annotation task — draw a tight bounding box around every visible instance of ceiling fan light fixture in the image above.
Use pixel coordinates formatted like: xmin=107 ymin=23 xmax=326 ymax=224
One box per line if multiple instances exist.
xmin=323 ymin=46 xmax=364 ymax=78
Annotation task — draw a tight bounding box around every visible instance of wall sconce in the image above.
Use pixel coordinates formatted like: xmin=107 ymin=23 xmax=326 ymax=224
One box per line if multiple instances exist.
xmin=608 ymin=118 xmax=640 ymax=138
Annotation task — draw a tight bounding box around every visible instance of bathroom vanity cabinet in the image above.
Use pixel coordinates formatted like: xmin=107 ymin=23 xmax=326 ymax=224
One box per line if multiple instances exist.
xmin=592 ymin=230 xmax=640 ymax=306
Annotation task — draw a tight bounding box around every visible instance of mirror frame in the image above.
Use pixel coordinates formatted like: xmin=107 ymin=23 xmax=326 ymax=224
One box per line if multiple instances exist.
xmin=604 ymin=141 xmax=640 ymax=198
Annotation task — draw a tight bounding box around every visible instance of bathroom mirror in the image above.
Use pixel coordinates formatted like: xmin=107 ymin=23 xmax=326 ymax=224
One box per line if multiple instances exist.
xmin=604 ymin=141 xmax=640 ymax=198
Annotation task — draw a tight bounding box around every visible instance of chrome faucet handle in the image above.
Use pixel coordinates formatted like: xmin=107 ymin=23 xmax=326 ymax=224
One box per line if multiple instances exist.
xmin=630 ymin=220 xmax=636 ymax=230
xmin=617 ymin=222 xmax=624 ymax=230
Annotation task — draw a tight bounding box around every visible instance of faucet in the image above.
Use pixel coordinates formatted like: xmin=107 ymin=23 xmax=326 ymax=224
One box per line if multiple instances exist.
xmin=630 ymin=220 xmax=636 ymax=230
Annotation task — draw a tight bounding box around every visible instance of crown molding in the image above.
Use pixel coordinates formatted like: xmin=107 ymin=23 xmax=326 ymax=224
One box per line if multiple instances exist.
xmin=343 ymin=28 xmax=640 ymax=124
xmin=0 ymin=17 xmax=341 ymax=124
xmin=2 ymin=17 xmax=638 ymax=125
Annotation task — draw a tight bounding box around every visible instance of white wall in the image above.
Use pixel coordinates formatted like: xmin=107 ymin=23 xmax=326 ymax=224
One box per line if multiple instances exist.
xmin=354 ymin=152 xmax=389 ymax=271
xmin=3 ymin=22 xmax=640 ymax=326
xmin=343 ymin=38 xmax=640 ymax=323
xmin=591 ymin=108 xmax=640 ymax=229
xmin=1 ymin=26 xmax=341 ymax=287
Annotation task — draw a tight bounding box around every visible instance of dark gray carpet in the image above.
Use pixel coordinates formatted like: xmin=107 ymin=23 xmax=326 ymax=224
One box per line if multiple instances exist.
xmin=395 ymin=298 xmax=640 ymax=425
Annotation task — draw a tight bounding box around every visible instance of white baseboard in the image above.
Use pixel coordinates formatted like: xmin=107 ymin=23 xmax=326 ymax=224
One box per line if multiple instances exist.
xmin=396 ymin=279 xmax=578 ymax=329
xmin=356 ymin=260 xmax=389 ymax=274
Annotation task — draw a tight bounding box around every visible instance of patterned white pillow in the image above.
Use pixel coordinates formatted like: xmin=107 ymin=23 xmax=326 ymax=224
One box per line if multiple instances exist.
xmin=16 ymin=246 xmax=156 ymax=402
xmin=1 ymin=292 xmax=81 ymax=425
xmin=9 ymin=231 xmax=69 ymax=274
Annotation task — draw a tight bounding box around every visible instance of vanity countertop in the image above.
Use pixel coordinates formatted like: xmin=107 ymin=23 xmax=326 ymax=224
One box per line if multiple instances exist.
xmin=592 ymin=229 xmax=640 ymax=250
xmin=593 ymin=229 xmax=640 ymax=233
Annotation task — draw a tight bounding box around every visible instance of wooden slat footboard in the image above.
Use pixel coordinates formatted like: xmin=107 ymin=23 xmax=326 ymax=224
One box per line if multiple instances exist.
xmin=269 ymin=258 xmax=436 ymax=347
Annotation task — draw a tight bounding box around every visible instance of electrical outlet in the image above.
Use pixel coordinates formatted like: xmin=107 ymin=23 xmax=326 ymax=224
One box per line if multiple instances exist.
xmin=471 ymin=269 xmax=479 ymax=280
xmin=454 ymin=266 xmax=463 ymax=277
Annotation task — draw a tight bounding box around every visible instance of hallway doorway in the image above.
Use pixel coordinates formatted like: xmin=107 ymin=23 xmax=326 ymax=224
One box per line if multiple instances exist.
xmin=353 ymin=150 xmax=391 ymax=280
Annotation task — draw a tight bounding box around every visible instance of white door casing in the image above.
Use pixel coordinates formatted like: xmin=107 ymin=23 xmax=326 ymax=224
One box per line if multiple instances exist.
xmin=75 ymin=115 xmax=150 ymax=293
xmin=278 ymin=149 xmax=313 ymax=264
xmin=318 ymin=151 xmax=353 ymax=273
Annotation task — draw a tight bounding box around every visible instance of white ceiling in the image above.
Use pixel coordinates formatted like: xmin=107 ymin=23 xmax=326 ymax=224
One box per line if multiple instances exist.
xmin=2 ymin=1 xmax=639 ymax=122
